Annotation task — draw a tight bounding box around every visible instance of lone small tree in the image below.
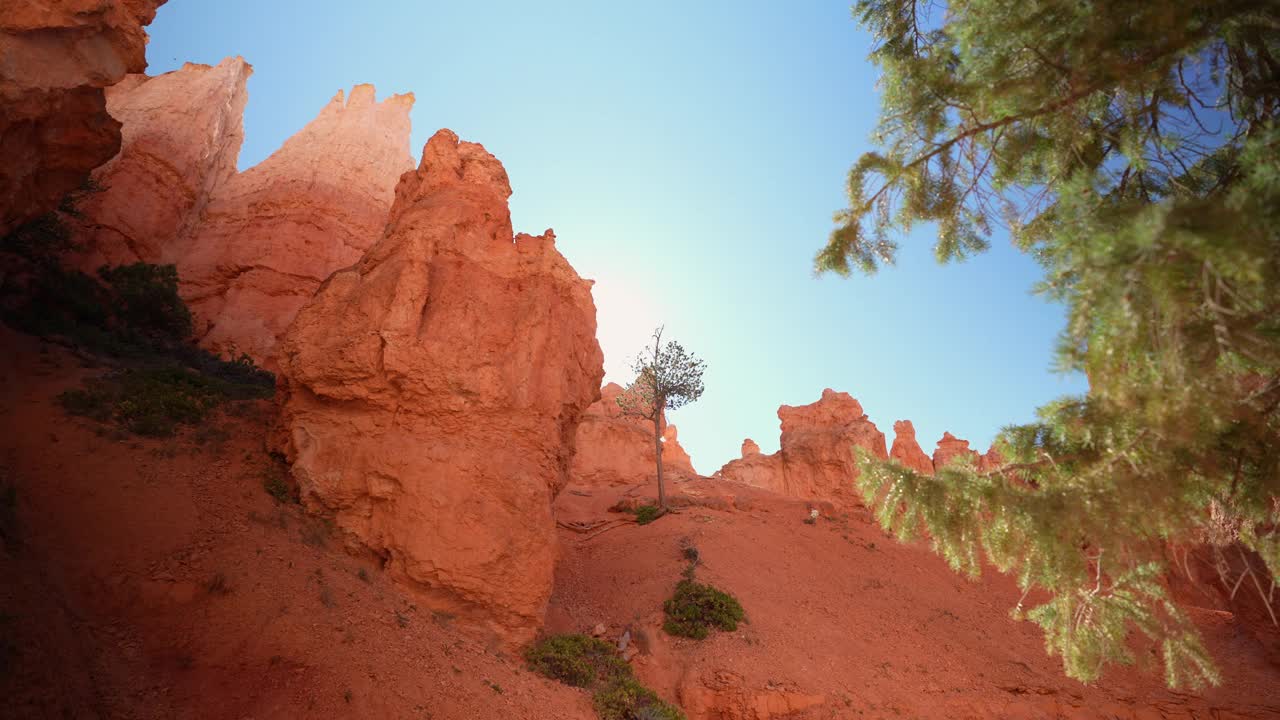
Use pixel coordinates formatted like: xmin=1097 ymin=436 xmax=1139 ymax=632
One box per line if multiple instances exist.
xmin=617 ymin=326 xmax=706 ymax=514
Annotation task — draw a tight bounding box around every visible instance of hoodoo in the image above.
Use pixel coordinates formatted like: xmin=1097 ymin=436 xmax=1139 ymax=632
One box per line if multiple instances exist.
xmin=889 ymin=419 xmax=934 ymax=475
xmin=716 ymin=388 xmax=887 ymax=504
xmin=571 ymin=382 xmax=697 ymax=486
xmin=275 ymin=129 xmax=604 ymax=641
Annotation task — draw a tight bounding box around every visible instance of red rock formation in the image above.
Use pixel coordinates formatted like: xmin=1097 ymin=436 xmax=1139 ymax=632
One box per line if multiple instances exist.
xmin=933 ymin=431 xmax=979 ymax=470
xmin=663 ymin=424 xmax=695 ymax=473
xmin=275 ymin=129 xmax=604 ymax=642
xmin=571 ymin=383 xmax=697 ymax=485
xmin=890 ymin=420 xmax=934 ymax=475
xmin=69 ymin=63 xmax=414 ymax=364
xmin=978 ymin=445 xmax=1004 ymax=473
xmin=678 ymin=670 xmax=825 ymax=720
xmin=717 ymin=389 xmax=887 ymax=504
xmin=180 ymin=83 xmax=414 ymax=363
xmin=73 ymin=57 xmax=251 ymax=269
xmin=0 ymin=0 xmax=165 ymax=235
xmin=740 ymin=438 xmax=761 ymax=457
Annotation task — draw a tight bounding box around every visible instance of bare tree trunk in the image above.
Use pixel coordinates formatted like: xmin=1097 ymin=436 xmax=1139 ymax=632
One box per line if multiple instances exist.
xmin=651 ymin=328 xmax=666 ymax=513
xmin=654 ymin=408 xmax=666 ymax=512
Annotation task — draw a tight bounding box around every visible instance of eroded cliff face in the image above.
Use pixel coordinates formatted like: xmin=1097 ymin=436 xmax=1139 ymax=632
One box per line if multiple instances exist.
xmin=70 ymin=60 xmax=414 ymax=365
xmin=276 ymin=129 xmax=604 ymax=642
xmin=0 ymin=0 xmax=165 ymax=235
xmin=571 ymin=382 xmax=697 ymax=486
xmin=716 ymin=389 xmax=888 ymax=504
xmin=73 ymin=57 xmax=251 ymax=269
xmin=180 ymin=84 xmax=414 ymax=362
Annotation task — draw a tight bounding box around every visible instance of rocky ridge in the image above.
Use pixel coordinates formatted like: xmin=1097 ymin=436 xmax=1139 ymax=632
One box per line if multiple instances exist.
xmin=70 ymin=59 xmax=414 ymax=365
xmin=275 ymin=129 xmax=604 ymax=642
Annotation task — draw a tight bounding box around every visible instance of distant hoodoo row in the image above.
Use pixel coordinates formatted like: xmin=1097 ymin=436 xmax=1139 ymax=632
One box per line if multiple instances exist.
xmin=715 ymin=388 xmax=1001 ymax=505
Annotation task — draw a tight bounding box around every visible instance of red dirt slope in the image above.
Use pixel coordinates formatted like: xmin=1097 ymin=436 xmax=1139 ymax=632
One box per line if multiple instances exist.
xmin=549 ymin=480 xmax=1280 ymax=719
xmin=2 ymin=329 xmax=1277 ymax=719
xmin=0 ymin=329 xmax=594 ymax=720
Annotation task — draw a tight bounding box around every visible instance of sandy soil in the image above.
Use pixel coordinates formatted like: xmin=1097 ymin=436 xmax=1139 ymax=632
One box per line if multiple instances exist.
xmin=2 ymin=329 xmax=1278 ymax=719
xmin=0 ymin=330 xmax=595 ymax=720
xmin=550 ymin=479 xmax=1280 ymax=719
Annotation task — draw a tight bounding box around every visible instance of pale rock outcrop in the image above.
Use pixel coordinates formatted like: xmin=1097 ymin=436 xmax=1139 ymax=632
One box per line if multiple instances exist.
xmin=276 ymin=129 xmax=604 ymax=641
xmin=0 ymin=0 xmax=165 ymax=235
xmin=180 ymin=83 xmax=415 ymax=363
xmin=890 ymin=420 xmax=934 ymax=475
xmin=717 ymin=389 xmax=888 ymax=504
xmin=571 ymin=382 xmax=697 ymax=486
xmin=68 ymin=65 xmax=415 ymax=364
xmin=73 ymin=57 xmax=251 ymax=269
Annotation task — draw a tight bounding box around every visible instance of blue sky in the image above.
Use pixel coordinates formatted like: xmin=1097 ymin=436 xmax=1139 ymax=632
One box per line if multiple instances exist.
xmin=146 ymin=1 xmax=1086 ymax=472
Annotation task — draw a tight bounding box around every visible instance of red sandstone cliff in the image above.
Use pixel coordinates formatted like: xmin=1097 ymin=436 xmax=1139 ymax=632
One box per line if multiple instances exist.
xmin=69 ymin=61 xmax=413 ymax=365
xmin=0 ymin=0 xmax=165 ymax=235
xmin=571 ymin=382 xmax=697 ymax=486
xmin=275 ymin=129 xmax=604 ymax=642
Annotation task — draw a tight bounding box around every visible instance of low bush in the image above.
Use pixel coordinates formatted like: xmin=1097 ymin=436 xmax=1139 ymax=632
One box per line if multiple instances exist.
xmin=593 ymin=676 xmax=685 ymax=720
xmin=97 ymin=263 xmax=191 ymax=340
xmin=663 ymin=579 xmax=745 ymax=640
xmin=526 ymin=633 xmax=685 ymax=720
xmin=263 ymin=472 xmax=293 ymax=504
xmin=524 ymin=634 xmax=629 ymax=688
xmin=633 ymin=504 xmax=661 ymax=525
xmin=2 ymin=215 xmax=276 ymax=436
xmin=58 ymin=362 xmax=271 ymax=437
xmin=262 ymin=454 xmax=296 ymax=504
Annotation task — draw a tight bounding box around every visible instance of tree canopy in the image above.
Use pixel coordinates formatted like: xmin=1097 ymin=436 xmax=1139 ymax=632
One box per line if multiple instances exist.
xmin=617 ymin=327 xmax=707 ymax=423
xmin=618 ymin=326 xmax=707 ymax=511
xmin=823 ymin=0 xmax=1279 ymax=688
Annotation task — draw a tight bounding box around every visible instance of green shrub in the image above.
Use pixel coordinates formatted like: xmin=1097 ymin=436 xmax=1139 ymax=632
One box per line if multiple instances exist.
xmin=527 ymin=633 xmax=685 ymax=719
xmin=593 ymin=676 xmax=685 ymax=720
xmin=524 ymin=634 xmax=629 ymax=688
xmin=97 ymin=263 xmax=192 ymax=341
xmin=2 ymin=226 xmax=276 ymax=420
xmin=58 ymin=363 xmax=272 ymax=437
xmin=663 ymin=579 xmax=744 ymax=640
xmin=1 ymin=213 xmax=76 ymax=268
xmin=4 ymin=266 xmax=109 ymax=340
xmin=264 ymin=472 xmax=293 ymax=504
xmin=633 ymin=504 xmax=661 ymax=525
